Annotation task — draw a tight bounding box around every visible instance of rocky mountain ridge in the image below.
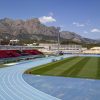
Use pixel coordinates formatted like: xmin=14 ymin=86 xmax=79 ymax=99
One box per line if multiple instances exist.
xmin=0 ymin=18 xmax=99 ymax=45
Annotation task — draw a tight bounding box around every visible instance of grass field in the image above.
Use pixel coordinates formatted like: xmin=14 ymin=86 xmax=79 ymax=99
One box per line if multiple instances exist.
xmin=26 ymin=56 xmax=100 ymax=80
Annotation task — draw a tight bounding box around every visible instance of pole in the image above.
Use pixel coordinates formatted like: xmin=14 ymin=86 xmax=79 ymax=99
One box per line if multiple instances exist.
xmin=0 ymin=39 xmax=3 ymax=45
xmin=56 ymin=27 xmax=60 ymax=55
xmin=58 ymin=32 xmax=60 ymax=55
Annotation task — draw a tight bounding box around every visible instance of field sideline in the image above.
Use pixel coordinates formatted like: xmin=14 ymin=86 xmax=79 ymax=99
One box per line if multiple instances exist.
xmin=26 ymin=56 xmax=100 ymax=80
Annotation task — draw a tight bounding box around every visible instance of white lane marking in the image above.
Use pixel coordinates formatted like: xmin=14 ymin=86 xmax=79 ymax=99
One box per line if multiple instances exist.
xmin=8 ymin=71 xmax=31 ymax=100
xmin=0 ymin=72 xmax=7 ymax=100
xmin=0 ymin=72 xmax=14 ymax=100
xmin=11 ymin=71 xmax=38 ymax=100
xmin=2 ymin=71 xmax=19 ymax=100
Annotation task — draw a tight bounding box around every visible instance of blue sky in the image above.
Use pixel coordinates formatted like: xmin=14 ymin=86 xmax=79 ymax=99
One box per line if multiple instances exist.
xmin=0 ymin=0 xmax=100 ymax=39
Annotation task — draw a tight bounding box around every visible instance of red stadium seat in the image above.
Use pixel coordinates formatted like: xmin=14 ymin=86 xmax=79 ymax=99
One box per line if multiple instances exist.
xmin=23 ymin=50 xmax=43 ymax=55
xmin=0 ymin=50 xmax=21 ymax=58
xmin=0 ymin=49 xmax=43 ymax=59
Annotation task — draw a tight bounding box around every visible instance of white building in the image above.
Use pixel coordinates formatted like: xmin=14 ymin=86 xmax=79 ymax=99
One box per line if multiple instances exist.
xmin=82 ymin=47 xmax=100 ymax=54
xmin=39 ymin=43 xmax=82 ymax=54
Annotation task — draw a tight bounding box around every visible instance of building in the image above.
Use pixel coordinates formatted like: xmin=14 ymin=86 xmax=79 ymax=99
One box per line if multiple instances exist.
xmin=82 ymin=47 xmax=100 ymax=54
xmin=39 ymin=43 xmax=82 ymax=54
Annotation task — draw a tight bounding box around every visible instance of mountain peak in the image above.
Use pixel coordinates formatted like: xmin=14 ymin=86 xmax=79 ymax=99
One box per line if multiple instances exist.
xmin=0 ymin=18 xmax=99 ymax=45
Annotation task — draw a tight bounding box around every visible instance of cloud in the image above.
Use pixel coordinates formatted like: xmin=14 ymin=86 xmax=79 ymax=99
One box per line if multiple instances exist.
xmin=73 ymin=22 xmax=85 ymax=27
xmin=39 ymin=16 xmax=56 ymax=23
xmin=91 ymin=28 xmax=100 ymax=32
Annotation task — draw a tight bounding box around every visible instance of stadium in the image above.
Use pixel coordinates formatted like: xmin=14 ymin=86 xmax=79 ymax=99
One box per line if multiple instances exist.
xmin=0 ymin=0 xmax=100 ymax=100
xmin=0 ymin=43 xmax=100 ymax=100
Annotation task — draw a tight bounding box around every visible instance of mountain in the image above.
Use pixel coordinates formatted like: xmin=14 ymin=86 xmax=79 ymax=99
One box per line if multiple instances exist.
xmin=0 ymin=18 xmax=59 ymax=41
xmin=0 ymin=18 xmax=99 ymax=45
xmin=61 ymin=31 xmax=99 ymax=44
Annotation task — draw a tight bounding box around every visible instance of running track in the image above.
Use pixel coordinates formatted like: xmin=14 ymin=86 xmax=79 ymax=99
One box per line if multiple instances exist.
xmin=0 ymin=55 xmax=72 ymax=100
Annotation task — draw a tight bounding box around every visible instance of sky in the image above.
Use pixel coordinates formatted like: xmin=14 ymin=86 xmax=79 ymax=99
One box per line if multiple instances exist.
xmin=0 ymin=0 xmax=100 ymax=39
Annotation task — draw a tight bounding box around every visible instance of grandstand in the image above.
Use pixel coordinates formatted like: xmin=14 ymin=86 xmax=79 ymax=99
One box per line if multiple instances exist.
xmin=0 ymin=45 xmax=44 ymax=65
xmin=0 ymin=50 xmax=43 ymax=58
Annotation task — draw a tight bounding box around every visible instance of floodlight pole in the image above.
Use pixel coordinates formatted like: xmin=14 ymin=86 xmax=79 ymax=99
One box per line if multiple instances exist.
xmin=58 ymin=32 xmax=60 ymax=54
xmin=57 ymin=27 xmax=60 ymax=55
xmin=0 ymin=39 xmax=3 ymax=45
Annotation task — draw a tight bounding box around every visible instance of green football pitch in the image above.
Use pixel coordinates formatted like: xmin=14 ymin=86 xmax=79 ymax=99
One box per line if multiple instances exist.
xmin=26 ymin=56 xmax=100 ymax=80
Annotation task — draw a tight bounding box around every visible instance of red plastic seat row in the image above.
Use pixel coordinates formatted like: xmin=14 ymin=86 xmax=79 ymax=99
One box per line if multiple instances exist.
xmin=23 ymin=50 xmax=43 ymax=55
xmin=0 ymin=49 xmax=43 ymax=58
xmin=0 ymin=51 xmax=8 ymax=58
xmin=0 ymin=50 xmax=21 ymax=58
